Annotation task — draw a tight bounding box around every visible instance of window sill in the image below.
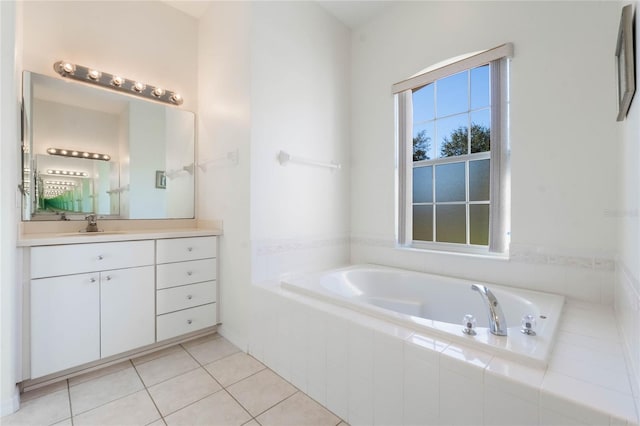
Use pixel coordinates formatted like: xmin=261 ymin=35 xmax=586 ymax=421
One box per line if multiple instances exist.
xmin=395 ymin=242 xmax=510 ymax=261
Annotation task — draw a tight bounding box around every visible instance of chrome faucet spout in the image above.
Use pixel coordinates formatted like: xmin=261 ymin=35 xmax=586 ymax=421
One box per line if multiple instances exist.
xmin=85 ymin=214 xmax=99 ymax=232
xmin=471 ymin=284 xmax=508 ymax=336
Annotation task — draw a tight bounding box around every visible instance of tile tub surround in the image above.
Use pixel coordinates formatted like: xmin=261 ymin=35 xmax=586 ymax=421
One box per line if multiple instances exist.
xmin=250 ymin=283 xmax=639 ymax=426
xmin=1 ymin=334 xmax=345 ymax=426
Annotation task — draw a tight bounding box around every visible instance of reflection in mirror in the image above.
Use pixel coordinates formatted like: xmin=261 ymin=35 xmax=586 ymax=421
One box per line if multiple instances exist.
xmin=22 ymin=71 xmax=195 ymax=221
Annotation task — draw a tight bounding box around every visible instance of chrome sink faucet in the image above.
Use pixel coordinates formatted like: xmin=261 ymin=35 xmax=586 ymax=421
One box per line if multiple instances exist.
xmin=471 ymin=284 xmax=508 ymax=336
xmin=85 ymin=214 xmax=99 ymax=232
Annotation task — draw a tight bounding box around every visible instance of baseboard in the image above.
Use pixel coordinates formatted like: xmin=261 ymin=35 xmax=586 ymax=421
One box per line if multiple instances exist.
xmin=0 ymin=386 xmax=20 ymax=417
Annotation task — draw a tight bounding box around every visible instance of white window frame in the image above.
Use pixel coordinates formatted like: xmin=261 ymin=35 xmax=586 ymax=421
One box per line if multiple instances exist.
xmin=394 ymin=44 xmax=512 ymax=255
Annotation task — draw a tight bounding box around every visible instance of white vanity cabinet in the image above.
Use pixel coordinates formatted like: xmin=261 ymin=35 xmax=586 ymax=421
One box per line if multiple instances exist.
xmin=156 ymin=236 xmax=218 ymax=341
xmin=29 ymin=241 xmax=155 ymax=379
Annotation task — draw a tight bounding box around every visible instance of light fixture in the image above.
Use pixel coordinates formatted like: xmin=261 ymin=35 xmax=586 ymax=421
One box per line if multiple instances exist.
xmin=47 ymin=147 xmax=111 ymax=162
xmin=45 ymin=169 xmax=89 ymax=177
xmin=44 ymin=180 xmax=77 ymax=186
xmin=54 ymin=60 xmax=184 ymax=106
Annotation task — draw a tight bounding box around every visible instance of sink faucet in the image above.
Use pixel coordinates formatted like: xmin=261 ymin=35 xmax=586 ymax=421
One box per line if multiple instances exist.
xmin=85 ymin=214 xmax=99 ymax=232
xmin=471 ymin=284 xmax=508 ymax=336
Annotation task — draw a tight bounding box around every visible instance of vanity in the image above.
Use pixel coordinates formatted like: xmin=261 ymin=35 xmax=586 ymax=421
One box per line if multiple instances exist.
xmin=18 ymin=227 xmax=221 ymax=385
xmin=16 ymin=63 xmax=220 ymax=388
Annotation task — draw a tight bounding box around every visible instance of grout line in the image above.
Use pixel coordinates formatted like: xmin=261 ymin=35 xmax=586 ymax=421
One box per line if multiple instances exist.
xmin=131 ymin=359 xmax=164 ymax=424
xmin=66 ymin=379 xmax=74 ymax=425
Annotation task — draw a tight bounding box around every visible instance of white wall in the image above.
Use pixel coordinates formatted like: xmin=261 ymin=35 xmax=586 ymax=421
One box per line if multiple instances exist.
xmin=350 ymin=1 xmax=620 ymax=303
xmin=615 ymin=0 xmax=640 ymax=413
xmin=250 ymin=1 xmax=351 ymax=281
xmin=0 ymin=0 xmax=20 ymax=416
xmin=198 ymin=1 xmax=252 ymax=349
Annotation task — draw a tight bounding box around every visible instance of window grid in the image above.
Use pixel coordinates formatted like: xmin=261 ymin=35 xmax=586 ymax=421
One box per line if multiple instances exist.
xmin=411 ymin=64 xmax=491 ymax=247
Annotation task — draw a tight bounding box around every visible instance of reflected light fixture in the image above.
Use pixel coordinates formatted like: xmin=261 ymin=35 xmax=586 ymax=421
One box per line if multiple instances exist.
xmin=47 ymin=147 xmax=110 ymax=161
xmin=45 ymin=169 xmax=89 ymax=177
xmin=54 ymin=60 xmax=184 ymax=106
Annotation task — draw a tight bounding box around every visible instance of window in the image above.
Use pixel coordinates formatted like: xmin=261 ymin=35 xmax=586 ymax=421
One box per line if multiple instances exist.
xmin=394 ymin=44 xmax=512 ymax=254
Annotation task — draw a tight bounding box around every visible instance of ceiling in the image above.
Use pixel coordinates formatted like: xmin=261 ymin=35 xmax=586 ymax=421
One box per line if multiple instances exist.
xmin=162 ymin=0 xmax=393 ymax=29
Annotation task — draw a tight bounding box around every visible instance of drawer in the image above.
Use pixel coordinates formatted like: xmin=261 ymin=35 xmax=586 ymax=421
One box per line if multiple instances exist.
xmin=31 ymin=240 xmax=154 ymax=279
xmin=157 ymin=281 xmax=217 ymax=315
xmin=156 ymin=258 xmax=216 ymax=289
xmin=156 ymin=303 xmax=217 ymax=341
xmin=156 ymin=237 xmax=217 ymax=264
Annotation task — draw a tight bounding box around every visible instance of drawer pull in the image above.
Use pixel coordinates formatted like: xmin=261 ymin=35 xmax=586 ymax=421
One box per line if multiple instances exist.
xmin=187 ymin=295 xmax=193 ymax=300
xmin=89 ymin=277 xmax=97 ymax=283
xmin=187 ymin=319 xmax=193 ymax=325
xmin=187 ymin=271 xmax=193 ymax=276
xmin=105 ymin=275 xmax=112 ymax=281
xmin=97 ymin=255 xmax=104 ymax=260
xmin=187 ymin=247 xmax=193 ymax=252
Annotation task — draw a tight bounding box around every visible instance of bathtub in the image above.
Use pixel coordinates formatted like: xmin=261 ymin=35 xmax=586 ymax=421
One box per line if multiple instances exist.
xmin=281 ymin=264 xmax=565 ymax=366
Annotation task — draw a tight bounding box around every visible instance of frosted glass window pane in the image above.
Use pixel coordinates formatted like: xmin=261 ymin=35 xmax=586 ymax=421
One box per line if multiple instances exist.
xmin=470 ymin=109 xmax=490 ymax=153
xmin=435 ymin=162 xmax=465 ymax=202
xmin=471 ymin=65 xmax=490 ymax=109
xmin=413 ymin=166 xmax=432 ymax=203
xmin=470 ymin=204 xmax=489 ymax=245
xmin=436 ymin=205 xmax=466 ymax=243
xmin=436 ymin=71 xmax=468 ymax=117
xmin=413 ymin=122 xmax=434 ymax=161
xmin=437 ymin=113 xmax=469 ymax=158
xmin=469 ymin=159 xmax=490 ymax=201
xmin=412 ymin=84 xmax=434 ymax=122
xmin=413 ymin=205 xmax=433 ymax=241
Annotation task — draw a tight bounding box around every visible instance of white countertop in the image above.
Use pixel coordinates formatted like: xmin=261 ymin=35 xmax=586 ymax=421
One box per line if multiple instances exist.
xmin=18 ymin=227 xmax=222 ymax=247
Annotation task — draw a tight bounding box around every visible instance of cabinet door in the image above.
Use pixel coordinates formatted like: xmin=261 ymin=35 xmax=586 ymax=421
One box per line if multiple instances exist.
xmin=100 ymin=266 xmax=155 ymax=358
xmin=31 ymin=274 xmax=100 ymax=379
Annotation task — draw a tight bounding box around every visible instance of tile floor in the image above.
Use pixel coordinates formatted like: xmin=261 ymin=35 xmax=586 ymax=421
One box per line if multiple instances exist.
xmin=2 ymin=334 xmax=347 ymax=426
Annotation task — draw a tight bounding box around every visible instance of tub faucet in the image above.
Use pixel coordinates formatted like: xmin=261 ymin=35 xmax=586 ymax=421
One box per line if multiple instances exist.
xmin=85 ymin=214 xmax=99 ymax=232
xmin=471 ymin=284 xmax=508 ymax=336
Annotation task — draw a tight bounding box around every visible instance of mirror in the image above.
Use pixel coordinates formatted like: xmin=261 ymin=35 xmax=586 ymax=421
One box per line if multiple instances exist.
xmin=22 ymin=71 xmax=195 ymax=221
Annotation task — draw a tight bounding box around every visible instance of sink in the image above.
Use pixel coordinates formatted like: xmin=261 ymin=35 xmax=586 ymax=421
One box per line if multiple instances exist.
xmin=56 ymin=231 xmax=127 ymax=237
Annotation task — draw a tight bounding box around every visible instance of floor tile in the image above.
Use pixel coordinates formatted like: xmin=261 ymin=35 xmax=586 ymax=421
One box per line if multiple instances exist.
xmin=164 ymin=390 xmax=251 ymax=426
xmin=242 ymin=420 xmax=260 ymax=426
xmin=132 ymin=344 xmax=186 ymax=366
xmin=68 ymin=360 xmax=132 ymax=387
xmin=227 ymin=369 xmax=297 ymax=416
xmin=1 ymin=389 xmax=70 ymax=426
xmin=134 ymin=348 xmax=200 ymax=387
xmin=148 ymin=367 xmax=222 ymax=416
xmin=51 ymin=418 xmax=73 ymax=426
xmin=182 ymin=335 xmax=240 ymax=365
xmin=69 ymin=366 xmax=144 ymax=415
xmin=256 ymin=391 xmax=341 ymax=426
xmin=73 ymin=389 xmax=160 ymax=426
xmin=205 ymin=352 xmax=265 ymax=387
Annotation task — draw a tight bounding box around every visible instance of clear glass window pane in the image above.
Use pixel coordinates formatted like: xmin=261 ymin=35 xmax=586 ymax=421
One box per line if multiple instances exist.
xmin=413 ymin=205 xmax=433 ymax=241
xmin=470 ymin=204 xmax=489 ymax=245
xmin=436 ymin=71 xmax=468 ymax=117
xmin=412 ymin=84 xmax=434 ymax=122
xmin=470 ymin=109 xmax=490 ymax=153
xmin=469 ymin=159 xmax=490 ymax=201
xmin=413 ymin=166 xmax=432 ymax=203
xmin=436 ymin=205 xmax=466 ymax=243
xmin=437 ymin=113 xmax=469 ymax=158
xmin=413 ymin=122 xmax=434 ymax=161
xmin=435 ymin=162 xmax=465 ymax=202
xmin=471 ymin=65 xmax=490 ymax=110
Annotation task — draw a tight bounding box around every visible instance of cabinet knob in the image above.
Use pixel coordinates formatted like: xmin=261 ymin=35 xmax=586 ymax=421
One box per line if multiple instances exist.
xmin=187 ymin=271 xmax=193 ymax=276
xmin=97 ymin=255 xmax=104 ymax=260
xmin=89 ymin=277 xmax=97 ymax=283
xmin=105 ymin=275 xmax=112 ymax=281
xmin=187 ymin=319 xmax=193 ymax=325
xmin=187 ymin=247 xmax=193 ymax=252
xmin=187 ymin=295 xmax=193 ymax=300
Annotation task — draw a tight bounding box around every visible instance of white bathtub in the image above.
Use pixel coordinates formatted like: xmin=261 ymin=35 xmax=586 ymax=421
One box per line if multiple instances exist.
xmin=281 ymin=264 xmax=565 ymax=366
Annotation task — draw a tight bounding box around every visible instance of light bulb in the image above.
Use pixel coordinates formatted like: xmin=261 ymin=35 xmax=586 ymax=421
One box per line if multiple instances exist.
xmin=132 ymin=82 xmax=145 ymax=93
xmin=152 ymin=87 xmax=165 ymax=98
xmin=170 ymin=93 xmax=183 ymax=105
xmin=47 ymin=148 xmax=57 ymax=154
xmin=82 ymin=152 xmax=90 ymax=158
xmin=111 ymin=76 xmax=124 ymax=87
xmin=87 ymin=69 xmax=101 ymax=81
xmin=71 ymin=151 xmax=79 ymax=156
xmin=61 ymin=62 xmax=75 ymax=74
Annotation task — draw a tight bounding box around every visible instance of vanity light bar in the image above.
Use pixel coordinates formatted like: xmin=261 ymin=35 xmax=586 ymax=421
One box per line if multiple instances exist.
xmin=44 ymin=180 xmax=77 ymax=186
xmin=47 ymin=147 xmax=111 ymax=161
xmin=45 ymin=169 xmax=88 ymax=177
xmin=54 ymin=60 xmax=184 ymax=106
